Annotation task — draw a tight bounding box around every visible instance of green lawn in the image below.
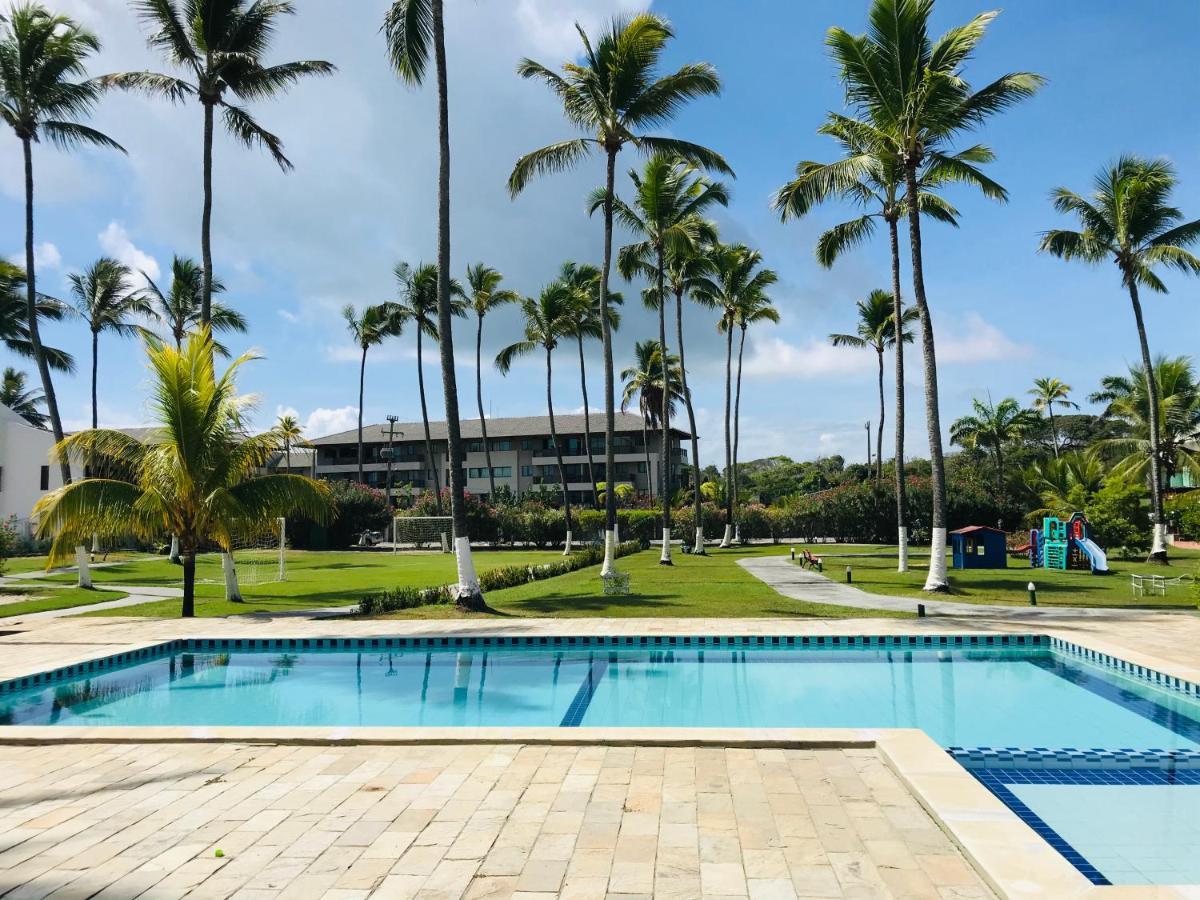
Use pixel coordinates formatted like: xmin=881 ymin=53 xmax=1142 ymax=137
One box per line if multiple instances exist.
xmin=0 ymin=585 xmax=129 ymax=618
xmin=3 ymin=551 xmax=140 ymax=575
xmin=381 ymin=547 xmax=912 ymax=620
xmin=793 ymin=543 xmax=1200 ymax=608
xmin=80 ymin=549 xmax=570 ymax=617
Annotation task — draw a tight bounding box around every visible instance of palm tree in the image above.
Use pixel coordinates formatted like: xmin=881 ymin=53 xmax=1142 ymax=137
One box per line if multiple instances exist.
xmin=1040 ymin=157 xmax=1200 ymax=562
xmin=825 ymin=0 xmax=1043 ymax=589
xmin=509 ymin=12 xmax=732 ymax=578
xmin=773 ymin=114 xmax=963 ymax=572
xmin=828 ymin=290 xmax=918 ymax=482
xmin=949 ymin=396 xmax=1039 ymax=514
xmin=392 ymin=262 xmax=467 ymax=514
xmin=704 ymin=244 xmax=777 ymax=547
xmin=1024 ymin=451 xmax=1105 ymax=519
xmin=465 ymin=263 xmax=519 ymax=499
xmin=0 ymin=261 xmax=74 ymax=373
xmin=1 ymin=3 xmax=128 ymax=484
xmin=142 ymin=256 xmax=247 ymax=355
xmin=559 ymin=262 xmax=621 ymax=510
xmin=33 ymin=328 xmax=332 ymax=617
xmin=496 ymin=283 xmax=578 ymax=554
xmin=275 ymin=414 xmax=306 ymax=473
xmin=620 ymin=340 xmax=684 ymax=506
xmin=111 ymin=1 xmax=334 ymax=324
xmin=610 ymin=154 xmax=729 ymax=564
xmin=342 ymin=302 xmax=405 ymax=484
xmin=1028 ymin=377 xmax=1078 ymax=459
xmin=67 ymin=257 xmax=152 ymax=430
xmin=1090 ymin=357 xmax=1200 ymax=505
xmin=0 ymin=367 xmax=45 ymax=427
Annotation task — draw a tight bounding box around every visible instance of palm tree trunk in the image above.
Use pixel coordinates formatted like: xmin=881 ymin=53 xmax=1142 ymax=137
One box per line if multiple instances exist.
xmin=577 ymin=335 xmax=598 ymax=508
xmin=356 ymin=344 xmax=367 ymax=483
xmin=181 ymin=550 xmax=196 ymax=618
xmin=720 ymin=319 xmax=734 ymax=548
xmin=904 ymin=163 xmax=949 ymax=592
xmin=201 ymin=101 xmax=214 ymax=326
xmin=1127 ymin=279 xmax=1168 ymax=562
xmin=599 ymin=147 xmax=619 ymax=577
xmin=285 ymin=438 xmax=292 ymax=472
xmin=1048 ymin=406 xmax=1060 ymax=459
xmin=431 ymin=0 xmax=481 ymax=606
xmin=476 ymin=314 xmax=496 ymax=499
xmin=875 ymin=347 xmax=885 ymax=484
xmin=732 ymin=325 xmax=748 ymax=543
xmin=91 ymin=329 xmax=99 ymax=431
xmin=994 ymin=442 xmax=1006 ymax=528
xmin=416 ymin=329 xmax=442 ymax=512
xmin=676 ymin=287 xmax=705 ymax=556
xmin=546 ymin=348 xmax=572 ymax=554
xmin=888 ymin=216 xmax=908 ymax=572
xmin=641 ymin=413 xmax=654 ymax=498
xmin=22 ymin=138 xmax=70 ymax=485
xmin=656 ymin=247 xmax=672 ymax=564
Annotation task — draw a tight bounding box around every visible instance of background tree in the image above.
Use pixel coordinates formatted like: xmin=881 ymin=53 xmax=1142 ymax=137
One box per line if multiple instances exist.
xmin=465 ymin=263 xmax=518 ymax=498
xmin=0 ymin=261 xmax=74 ymax=373
xmin=342 ymin=302 xmax=405 ymax=483
xmin=142 ymin=256 xmax=246 ymax=354
xmin=33 ymin=329 xmax=332 ymax=617
xmin=1 ymin=3 xmax=127 ymax=483
xmin=275 ymin=413 xmax=306 ymax=472
xmin=949 ymin=395 xmax=1039 ymax=517
xmin=1040 ymin=156 xmax=1200 ymax=561
xmin=67 ymin=257 xmax=151 ymax=429
xmin=509 ymin=12 xmax=731 ymax=578
xmin=727 ymin=293 xmax=779 ymax=532
xmin=0 ymin=366 xmax=46 ymax=426
xmin=620 ymin=340 xmax=684 ymax=506
xmin=828 ymin=289 xmax=917 ymax=482
xmin=1028 ymin=377 xmax=1077 ymax=459
xmin=113 ymin=0 xmax=333 ymax=323
xmin=827 ymin=0 xmax=1042 ymax=589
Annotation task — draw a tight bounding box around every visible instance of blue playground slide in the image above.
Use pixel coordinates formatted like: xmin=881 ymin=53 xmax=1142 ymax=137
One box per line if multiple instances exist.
xmin=1074 ymin=536 xmax=1109 ymax=574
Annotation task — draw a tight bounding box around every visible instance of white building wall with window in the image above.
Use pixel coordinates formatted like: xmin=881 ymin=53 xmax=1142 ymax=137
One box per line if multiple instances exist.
xmin=0 ymin=404 xmax=63 ymax=534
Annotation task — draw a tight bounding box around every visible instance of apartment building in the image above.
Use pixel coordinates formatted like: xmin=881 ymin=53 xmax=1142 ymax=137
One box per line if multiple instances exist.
xmin=309 ymin=413 xmax=691 ymax=504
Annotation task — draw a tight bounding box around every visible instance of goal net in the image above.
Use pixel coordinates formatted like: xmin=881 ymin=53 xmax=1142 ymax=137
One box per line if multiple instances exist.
xmin=393 ymin=515 xmax=453 ymax=553
xmin=196 ymin=517 xmax=288 ymax=590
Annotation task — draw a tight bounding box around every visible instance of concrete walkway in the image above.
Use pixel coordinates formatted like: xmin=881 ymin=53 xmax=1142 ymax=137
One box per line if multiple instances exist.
xmin=738 ymin=555 xmax=1167 ymax=619
xmin=0 ymin=584 xmax=182 ymax=624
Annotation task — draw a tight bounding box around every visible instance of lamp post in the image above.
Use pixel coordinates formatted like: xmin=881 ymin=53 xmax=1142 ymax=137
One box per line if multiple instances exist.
xmin=864 ymin=421 xmax=872 ymax=471
xmin=382 ymin=415 xmax=400 ymax=510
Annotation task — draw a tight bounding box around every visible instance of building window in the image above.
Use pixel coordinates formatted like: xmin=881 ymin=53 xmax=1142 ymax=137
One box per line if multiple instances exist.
xmin=468 ymin=440 xmax=484 ymax=453
xmin=493 ymin=439 xmax=512 ymax=451
xmin=39 ymin=465 xmax=50 ymax=491
xmin=637 ymin=462 xmax=647 ymax=474
xmin=520 ymin=465 xmax=533 ymax=477
xmin=493 ymin=466 xmax=512 ymax=477
xmin=520 ymin=439 xmax=533 ymax=450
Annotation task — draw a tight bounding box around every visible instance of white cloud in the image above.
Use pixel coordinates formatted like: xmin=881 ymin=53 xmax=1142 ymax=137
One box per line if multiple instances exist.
xmin=741 ymin=335 xmax=876 ymax=380
xmin=97 ymin=221 xmax=160 ymax=283
xmin=302 ymin=405 xmax=359 ymax=438
xmin=277 ymin=309 xmax=299 ymax=324
xmin=323 ymin=342 xmax=417 ymax=364
xmin=936 ymin=312 xmax=1033 ymax=363
xmin=34 ymin=242 xmax=61 ymax=269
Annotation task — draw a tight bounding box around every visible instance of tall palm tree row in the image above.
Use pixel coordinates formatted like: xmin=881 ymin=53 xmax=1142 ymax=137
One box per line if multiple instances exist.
xmin=1040 ymin=157 xmax=1200 ymax=562
xmin=1 ymin=3 xmax=127 ymax=485
xmin=825 ymin=0 xmax=1042 ymax=590
xmin=113 ymin=0 xmax=334 ymax=324
xmin=142 ymin=257 xmax=247 ymax=355
xmin=726 ymin=293 xmax=779 ymax=536
xmin=342 ymin=302 xmax=405 ymax=483
xmin=621 ymin=340 xmax=684 ymax=505
xmin=509 ymin=12 xmax=731 ymax=578
xmin=828 ymin=290 xmax=917 ymax=483
xmin=1028 ymin=377 xmax=1077 ymax=459
xmin=496 ymin=282 xmax=577 ymax=554
xmin=610 ymin=153 xmax=729 ymax=563
xmin=465 ymin=263 xmax=519 ymax=499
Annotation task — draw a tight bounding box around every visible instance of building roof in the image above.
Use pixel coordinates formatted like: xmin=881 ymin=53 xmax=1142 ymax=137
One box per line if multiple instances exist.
xmin=949 ymin=525 xmax=1006 ymax=536
xmin=309 ymin=413 xmax=692 ymax=445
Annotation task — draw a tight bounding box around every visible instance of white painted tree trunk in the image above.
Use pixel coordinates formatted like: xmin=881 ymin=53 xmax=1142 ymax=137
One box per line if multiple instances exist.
xmin=601 ymin=529 xmax=617 ymax=577
xmin=719 ymin=524 xmax=733 ymax=548
xmin=1151 ymin=523 xmax=1168 ymax=558
xmin=222 ymin=552 xmax=242 ymax=601
xmin=923 ymin=527 xmax=949 ymax=591
xmin=613 ymin=520 xmax=620 ymax=544
xmin=734 ymin=524 xmax=741 ymax=544
xmin=897 ymin=526 xmax=909 ymax=573
xmin=454 ymin=536 xmax=480 ymax=595
xmin=168 ymin=535 xmax=180 ymax=564
xmin=659 ymin=527 xmax=672 ymax=564
xmin=694 ymin=526 xmax=706 ymax=556
xmin=563 ymin=530 xmax=573 ymax=556
xmin=75 ymin=545 xmax=91 ymax=588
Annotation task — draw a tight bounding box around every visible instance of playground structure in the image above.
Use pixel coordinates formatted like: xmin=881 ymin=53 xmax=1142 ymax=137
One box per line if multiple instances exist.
xmin=1029 ymin=512 xmax=1109 ymax=574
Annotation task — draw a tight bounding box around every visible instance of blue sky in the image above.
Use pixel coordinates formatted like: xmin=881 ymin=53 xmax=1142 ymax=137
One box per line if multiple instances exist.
xmin=2 ymin=0 xmax=1198 ymax=467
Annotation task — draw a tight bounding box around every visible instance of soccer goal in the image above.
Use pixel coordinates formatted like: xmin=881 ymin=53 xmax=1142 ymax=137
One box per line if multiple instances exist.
xmin=393 ymin=516 xmax=453 ymax=553
xmin=197 ymin=518 xmax=288 ymax=594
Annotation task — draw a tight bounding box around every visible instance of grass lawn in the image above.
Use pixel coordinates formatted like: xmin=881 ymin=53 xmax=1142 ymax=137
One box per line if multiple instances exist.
xmin=794 ymin=543 xmax=1200 ymax=608
xmin=0 ymin=585 xmax=128 ymax=618
xmin=3 ymin=551 xmax=140 ymax=575
xmin=79 ymin=549 xmax=570 ymax=617
xmin=381 ymin=547 xmax=913 ymax=620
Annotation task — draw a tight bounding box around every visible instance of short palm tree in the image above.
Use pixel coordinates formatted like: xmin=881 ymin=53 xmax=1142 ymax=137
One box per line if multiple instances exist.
xmin=1024 ymin=451 xmax=1106 ymax=520
xmin=0 ymin=366 xmax=45 ymax=427
xmin=1028 ymin=377 xmax=1078 ymax=459
xmin=1 ymin=3 xmax=127 ymax=484
xmin=496 ymin=283 xmax=576 ymax=554
xmin=611 ymin=154 xmax=729 ymax=564
xmin=67 ymin=257 xmax=152 ymax=429
xmin=620 ymin=340 xmax=684 ymax=505
xmin=111 ymin=0 xmax=333 ymax=324
xmin=828 ymin=290 xmax=917 ymax=483
xmin=1040 ymin=157 xmax=1200 ymax=561
xmin=509 ymin=12 xmax=732 ymax=578
xmin=465 ymin=263 xmax=519 ymax=499
xmin=392 ymin=262 xmax=467 ymax=513
xmin=949 ymin=396 xmax=1039 ymax=512
xmin=559 ymin=262 xmax=621 ymax=509
xmin=275 ymin=414 xmax=306 ymax=473
xmin=827 ymin=0 xmax=1042 ymax=589
xmin=33 ymin=329 xmax=332 ymax=617
xmin=142 ymin=256 xmax=247 ymax=355
xmin=704 ymin=244 xmax=777 ymax=547
xmin=0 ymin=261 xmax=74 ymax=373
xmin=342 ymin=302 xmax=405 ymax=484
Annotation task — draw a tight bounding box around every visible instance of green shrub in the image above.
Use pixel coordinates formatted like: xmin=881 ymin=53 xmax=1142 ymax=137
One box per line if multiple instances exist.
xmin=1167 ymin=490 xmax=1200 ymax=542
xmin=320 ymin=481 xmax=391 ymax=549
xmin=1086 ymin=477 xmax=1151 ymax=552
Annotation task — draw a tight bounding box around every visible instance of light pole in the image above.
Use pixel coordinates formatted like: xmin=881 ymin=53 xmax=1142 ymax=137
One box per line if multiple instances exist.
xmin=864 ymin=421 xmax=872 ymax=471
xmin=382 ymin=415 xmax=400 ymax=510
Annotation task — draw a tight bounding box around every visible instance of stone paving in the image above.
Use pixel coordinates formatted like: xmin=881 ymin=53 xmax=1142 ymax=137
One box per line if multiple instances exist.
xmin=0 ymin=741 xmax=992 ymax=900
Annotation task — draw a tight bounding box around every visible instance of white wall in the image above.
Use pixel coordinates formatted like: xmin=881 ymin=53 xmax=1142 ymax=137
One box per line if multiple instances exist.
xmin=0 ymin=404 xmax=63 ymax=533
